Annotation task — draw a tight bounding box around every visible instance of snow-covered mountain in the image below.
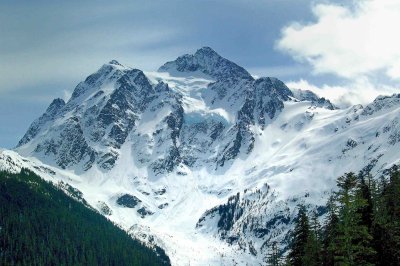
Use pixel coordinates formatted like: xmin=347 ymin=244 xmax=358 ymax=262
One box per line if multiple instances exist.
xmin=2 ymin=47 xmax=400 ymax=265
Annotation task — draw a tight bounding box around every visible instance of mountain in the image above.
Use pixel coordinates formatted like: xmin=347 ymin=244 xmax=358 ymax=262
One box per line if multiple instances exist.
xmin=2 ymin=47 xmax=400 ymax=265
xmin=158 ymin=46 xmax=253 ymax=80
xmin=0 ymin=168 xmax=170 ymax=265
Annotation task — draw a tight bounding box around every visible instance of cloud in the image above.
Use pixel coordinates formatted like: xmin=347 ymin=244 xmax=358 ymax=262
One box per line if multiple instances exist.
xmin=286 ymin=78 xmax=399 ymax=108
xmin=277 ymin=0 xmax=400 ymax=80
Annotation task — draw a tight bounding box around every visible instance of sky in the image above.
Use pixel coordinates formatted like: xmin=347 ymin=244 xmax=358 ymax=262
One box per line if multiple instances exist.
xmin=0 ymin=0 xmax=399 ymax=148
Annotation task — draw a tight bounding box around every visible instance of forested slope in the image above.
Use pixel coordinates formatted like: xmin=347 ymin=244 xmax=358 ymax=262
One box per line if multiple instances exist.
xmin=0 ymin=169 xmax=170 ymax=266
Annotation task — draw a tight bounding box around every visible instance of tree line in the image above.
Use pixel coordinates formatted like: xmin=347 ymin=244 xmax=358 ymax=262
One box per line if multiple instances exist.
xmin=0 ymin=169 xmax=170 ymax=266
xmin=270 ymin=165 xmax=400 ymax=266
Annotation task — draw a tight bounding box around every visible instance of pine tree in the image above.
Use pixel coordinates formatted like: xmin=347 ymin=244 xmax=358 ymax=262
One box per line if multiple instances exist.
xmin=286 ymin=167 xmax=400 ymax=266
xmin=358 ymin=174 xmax=374 ymax=230
xmin=322 ymin=195 xmax=339 ymax=266
xmin=303 ymin=211 xmax=322 ymax=266
xmin=374 ymin=166 xmax=400 ymax=265
xmin=335 ymin=172 xmax=375 ymax=265
xmin=288 ymin=205 xmax=310 ymax=266
xmin=355 ymin=174 xmax=376 ymax=264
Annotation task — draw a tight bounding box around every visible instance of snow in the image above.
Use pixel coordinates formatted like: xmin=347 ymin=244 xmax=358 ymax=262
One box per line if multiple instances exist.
xmin=145 ymin=71 xmax=234 ymax=125
xmin=4 ymin=50 xmax=400 ymax=265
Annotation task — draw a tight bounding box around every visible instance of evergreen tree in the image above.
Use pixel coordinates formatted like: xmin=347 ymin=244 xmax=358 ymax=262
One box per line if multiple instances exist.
xmin=288 ymin=205 xmax=310 ymax=266
xmin=335 ymin=172 xmax=375 ymax=265
xmin=287 ymin=167 xmax=400 ymax=266
xmin=374 ymin=166 xmax=400 ymax=265
xmin=357 ymin=174 xmax=374 ymax=230
xmin=322 ymin=195 xmax=339 ymax=266
xmin=303 ymin=211 xmax=322 ymax=266
xmin=356 ymin=174 xmax=376 ymax=264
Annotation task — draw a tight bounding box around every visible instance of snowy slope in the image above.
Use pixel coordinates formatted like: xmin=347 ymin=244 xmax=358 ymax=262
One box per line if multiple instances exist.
xmin=3 ymin=47 xmax=400 ymax=265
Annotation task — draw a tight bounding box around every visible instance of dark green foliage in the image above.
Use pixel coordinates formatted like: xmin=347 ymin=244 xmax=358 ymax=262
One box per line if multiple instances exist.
xmin=334 ymin=172 xmax=375 ymax=265
xmin=373 ymin=166 xmax=400 ymax=265
xmin=287 ymin=205 xmax=309 ymax=266
xmin=358 ymin=175 xmax=374 ymax=231
xmin=322 ymin=196 xmax=339 ymax=266
xmin=0 ymin=169 xmax=170 ymax=266
xmin=303 ymin=212 xmax=322 ymax=266
xmin=286 ymin=206 xmax=322 ymax=266
xmin=286 ymin=166 xmax=400 ymax=266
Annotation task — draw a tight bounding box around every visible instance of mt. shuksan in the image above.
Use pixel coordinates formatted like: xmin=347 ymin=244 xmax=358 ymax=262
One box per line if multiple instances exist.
xmin=2 ymin=47 xmax=400 ymax=265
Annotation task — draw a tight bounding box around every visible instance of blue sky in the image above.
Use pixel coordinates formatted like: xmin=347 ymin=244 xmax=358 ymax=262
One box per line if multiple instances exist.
xmin=0 ymin=0 xmax=399 ymax=148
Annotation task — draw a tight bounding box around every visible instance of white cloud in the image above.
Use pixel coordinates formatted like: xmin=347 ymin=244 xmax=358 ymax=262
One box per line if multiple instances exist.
xmin=277 ymin=0 xmax=400 ymax=80
xmin=286 ymin=78 xmax=399 ymax=108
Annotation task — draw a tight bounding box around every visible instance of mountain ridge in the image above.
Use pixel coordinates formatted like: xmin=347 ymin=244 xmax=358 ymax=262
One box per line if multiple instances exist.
xmin=15 ymin=47 xmax=301 ymax=174
xmin=4 ymin=47 xmax=400 ymax=265
xmin=158 ymin=46 xmax=253 ymax=80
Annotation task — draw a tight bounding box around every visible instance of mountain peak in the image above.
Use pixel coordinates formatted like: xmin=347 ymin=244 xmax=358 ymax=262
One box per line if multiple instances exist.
xmin=46 ymin=98 xmax=66 ymax=115
xmin=194 ymin=46 xmax=218 ymax=56
xmin=49 ymin=98 xmax=65 ymax=107
xmin=108 ymin=60 xmax=123 ymax=66
xmin=158 ymin=47 xmax=253 ymax=80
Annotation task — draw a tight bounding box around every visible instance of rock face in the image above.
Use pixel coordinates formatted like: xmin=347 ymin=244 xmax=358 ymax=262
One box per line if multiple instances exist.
xmin=16 ymin=60 xmax=181 ymax=172
xmin=11 ymin=47 xmax=400 ymax=265
xmin=158 ymin=46 xmax=253 ymax=80
xmin=18 ymin=98 xmax=66 ymax=147
xmin=16 ymin=48 xmax=297 ymax=174
xmin=291 ymin=89 xmax=336 ymax=110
